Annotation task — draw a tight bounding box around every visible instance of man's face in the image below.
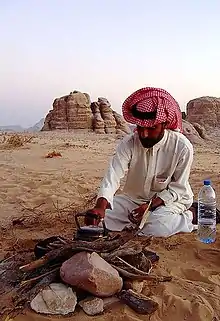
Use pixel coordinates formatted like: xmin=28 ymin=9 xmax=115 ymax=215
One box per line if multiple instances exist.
xmin=137 ymin=123 xmax=165 ymax=148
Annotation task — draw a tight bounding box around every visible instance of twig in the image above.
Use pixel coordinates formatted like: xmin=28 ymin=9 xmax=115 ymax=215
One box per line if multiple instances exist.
xmin=19 ymin=202 xmax=45 ymax=215
xmin=20 ymin=266 xmax=60 ymax=286
xmin=112 ymin=264 xmax=172 ymax=282
xmin=0 ymin=255 xmax=15 ymax=264
xmin=115 ymin=256 xmax=152 ymax=276
xmin=51 ymin=199 xmax=61 ymax=217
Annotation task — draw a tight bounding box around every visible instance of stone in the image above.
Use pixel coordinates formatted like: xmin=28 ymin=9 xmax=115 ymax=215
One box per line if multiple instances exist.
xmin=79 ymin=297 xmax=104 ymax=315
xmin=123 ymin=280 xmax=144 ymax=293
xmin=192 ymin=122 xmax=209 ymax=139
xmin=98 ymin=97 xmax=117 ymax=134
xmin=60 ymin=251 xmax=123 ymax=297
xmin=42 ymin=91 xmax=92 ymax=131
xmin=91 ymin=102 xmax=105 ymax=134
xmin=182 ymin=119 xmax=204 ymax=144
xmin=186 ymin=96 xmax=220 ymax=130
xmin=30 ymin=283 xmax=77 ymax=315
xmin=42 ymin=91 xmax=131 ymax=135
xmin=181 ymin=111 xmax=187 ymax=120
xmin=113 ymin=111 xmax=131 ymax=135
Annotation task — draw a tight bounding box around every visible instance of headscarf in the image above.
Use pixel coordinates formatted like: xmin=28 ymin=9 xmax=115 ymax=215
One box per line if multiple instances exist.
xmin=122 ymin=87 xmax=182 ymax=132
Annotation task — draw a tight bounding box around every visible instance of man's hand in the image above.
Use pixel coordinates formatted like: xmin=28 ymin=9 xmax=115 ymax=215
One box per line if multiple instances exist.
xmin=128 ymin=197 xmax=164 ymax=225
xmin=128 ymin=203 xmax=150 ymax=225
xmin=150 ymin=196 xmax=164 ymax=211
xmin=84 ymin=197 xmax=109 ymax=226
xmin=84 ymin=208 xmax=105 ymax=226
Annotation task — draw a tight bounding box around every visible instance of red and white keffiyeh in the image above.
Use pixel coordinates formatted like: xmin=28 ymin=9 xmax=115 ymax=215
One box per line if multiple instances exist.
xmin=122 ymin=87 xmax=182 ymax=132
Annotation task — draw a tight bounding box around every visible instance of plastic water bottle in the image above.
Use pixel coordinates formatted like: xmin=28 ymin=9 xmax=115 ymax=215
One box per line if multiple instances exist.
xmin=198 ymin=180 xmax=216 ymax=244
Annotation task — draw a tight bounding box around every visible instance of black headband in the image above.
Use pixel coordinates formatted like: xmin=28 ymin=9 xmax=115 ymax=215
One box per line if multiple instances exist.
xmin=131 ymin=104 xmax=157 ymax=120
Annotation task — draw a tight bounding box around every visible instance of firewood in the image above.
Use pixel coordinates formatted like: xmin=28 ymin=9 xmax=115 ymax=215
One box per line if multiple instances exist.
xmin=111 ymin=264 xmax=172 ymax=282
xmin=20 ymin=267 xmax=60 ymax=286
xmin=20 ymin=231 xmax=137 ymax=273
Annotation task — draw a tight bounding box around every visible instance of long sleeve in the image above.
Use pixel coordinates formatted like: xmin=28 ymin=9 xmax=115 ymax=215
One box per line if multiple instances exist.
xmin=97 ymin=135 xmax=133 ymax=209
xmin=157 ymin=143 xmax=194 ymax=207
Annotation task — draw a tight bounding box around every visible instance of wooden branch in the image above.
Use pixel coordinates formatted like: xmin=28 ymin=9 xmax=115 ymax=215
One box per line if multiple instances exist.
xmin=111 ymin=264 xmax=172 ymax=282
xmin=115 ymin=256 xmax=152 ymax=276
xmin=20 ymin=267 xmax=60 ymax=286
xmin=19 ymin=232 xmax=136 ymax=272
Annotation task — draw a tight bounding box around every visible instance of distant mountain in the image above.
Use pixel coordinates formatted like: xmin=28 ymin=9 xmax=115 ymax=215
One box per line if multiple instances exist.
xmin=0 ymin=118 xmax=45 ymax=133
xmin=0 ymin=125 xmax=24 ymax=132
xmin=27 ymin=118 xmax=44 ymax=132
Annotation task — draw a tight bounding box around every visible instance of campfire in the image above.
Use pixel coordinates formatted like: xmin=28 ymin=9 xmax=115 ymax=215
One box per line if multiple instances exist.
xmin=0 ymin=218 xmax=172 ymax=318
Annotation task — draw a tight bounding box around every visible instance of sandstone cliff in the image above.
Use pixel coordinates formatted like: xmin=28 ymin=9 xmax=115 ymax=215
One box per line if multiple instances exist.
xmin=42 ymin=91 xmax=131 ymax=135
xmin=42 ymin=91 xmax=92 ymax=131
xmin=186 ymin=96 xmax=220 ymax=130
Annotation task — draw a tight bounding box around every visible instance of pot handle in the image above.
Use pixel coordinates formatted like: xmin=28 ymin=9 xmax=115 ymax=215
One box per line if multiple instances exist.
xmin=74 ymin=212 xmax=108 ymax=235
xmin=75 ymin=212 xmax=101 ymax=230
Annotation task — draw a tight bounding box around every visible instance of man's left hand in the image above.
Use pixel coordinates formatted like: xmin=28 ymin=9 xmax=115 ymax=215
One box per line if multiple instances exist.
xmin=150 ymin=196 xmax=164 ymax=211
xmin=128 ymin=197 xmax=164 ymax=225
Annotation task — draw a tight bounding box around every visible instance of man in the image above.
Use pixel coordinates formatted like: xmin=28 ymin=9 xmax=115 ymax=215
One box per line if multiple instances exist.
xmin=86 ymin=87 xmax=196 ymax=237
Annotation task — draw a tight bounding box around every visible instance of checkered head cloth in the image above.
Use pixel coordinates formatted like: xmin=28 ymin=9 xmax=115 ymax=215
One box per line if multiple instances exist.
xmin=122 ymin=87 xmax=182 ymax=132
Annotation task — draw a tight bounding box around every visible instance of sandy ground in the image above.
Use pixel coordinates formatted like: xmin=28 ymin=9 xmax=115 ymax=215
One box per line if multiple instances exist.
xmin=0 ymin=131 xmax=220 ymax=321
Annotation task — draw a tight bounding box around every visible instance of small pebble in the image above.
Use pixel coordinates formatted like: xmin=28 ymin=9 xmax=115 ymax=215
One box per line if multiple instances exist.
xmin=79 ymin=296 xmax=104 ymax=316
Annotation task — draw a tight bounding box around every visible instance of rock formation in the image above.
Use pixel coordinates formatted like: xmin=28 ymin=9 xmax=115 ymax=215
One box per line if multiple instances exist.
xmin=98 ymin=97 xmax=117 ymax=134
xmin=42 ymin=91 xmax=92 ymax=131
xmin=181 ymin=112 xmax=187 ymax=120
xmin=113 ymin=111 xmax=131 ymax=135
xmin=186 ymin=96 xmax=220 ymax=130
xmin=42 ymin=91 xmax=131 ymax=135
xmin=182 ymin=120 xmax=204 ymax=145
xmin=191 ymin=122 xmax=209 ymax=140
xmin=91 ymin=101 xmax=105 ymax=134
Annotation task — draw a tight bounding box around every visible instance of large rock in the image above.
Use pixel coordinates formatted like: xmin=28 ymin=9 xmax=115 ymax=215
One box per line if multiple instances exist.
xmin=113 ymin=111 xmax=131 ymax=135
xmin=98 ymin=97 xmax=117 ymax=134
xmin=30 ymin=283 xmax=77 ymax=315
xmin=182 ymin=120 xmax=204 ymax=144
xmin=186 ymin=96 xmax=220 ymax=130
xmin=42 ymin=91 xmax=131 ymax=136
xmin=42 ymin=91 xmax=92 ymax=131
xmin=91 ymin=101 xmax=105 ymax=134
xmin=60 ymin=251 xmax=123 ymax=297
xmin=192 ymin=122 xmax=209 ymax=139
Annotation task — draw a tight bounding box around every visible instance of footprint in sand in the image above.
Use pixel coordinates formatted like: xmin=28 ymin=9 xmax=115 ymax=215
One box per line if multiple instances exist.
xmin=195 ymin=248 xmax=220 ymax=266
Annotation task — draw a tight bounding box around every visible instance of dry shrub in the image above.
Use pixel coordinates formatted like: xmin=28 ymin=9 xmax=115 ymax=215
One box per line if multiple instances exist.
xmin=45 ymin=151 xmax=62 ymax=158
xmin=0 ymin=134 xmax=34 ymax=149
xmin=11 ymin=193 xmax=98 ymax=230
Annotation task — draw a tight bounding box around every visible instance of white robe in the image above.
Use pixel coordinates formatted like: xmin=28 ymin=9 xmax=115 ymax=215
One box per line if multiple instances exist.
xmin=97 ymin=129 xmax=197 ymax=237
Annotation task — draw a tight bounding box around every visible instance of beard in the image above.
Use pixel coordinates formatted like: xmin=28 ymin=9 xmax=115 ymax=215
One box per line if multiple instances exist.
xmin=139 ymin=133 xmax=164 ymax=148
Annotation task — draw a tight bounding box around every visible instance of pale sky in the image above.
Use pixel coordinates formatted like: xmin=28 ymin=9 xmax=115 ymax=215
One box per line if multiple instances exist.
xmin=1 ymin=0 xmax=220 ymax=127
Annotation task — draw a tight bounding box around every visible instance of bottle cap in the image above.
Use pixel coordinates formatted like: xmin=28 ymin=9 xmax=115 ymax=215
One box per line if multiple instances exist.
xmin=204 ymin=179 xmax=211 ymax=185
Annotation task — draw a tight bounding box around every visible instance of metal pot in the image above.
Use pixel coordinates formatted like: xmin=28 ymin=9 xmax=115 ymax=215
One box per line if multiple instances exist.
xmin=74 ymin=212 xmax=108 ymax=241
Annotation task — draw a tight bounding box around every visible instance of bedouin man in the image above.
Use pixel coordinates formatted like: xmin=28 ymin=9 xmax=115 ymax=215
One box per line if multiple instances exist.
xmin=85 ymin=87 xmax=200 ymax=237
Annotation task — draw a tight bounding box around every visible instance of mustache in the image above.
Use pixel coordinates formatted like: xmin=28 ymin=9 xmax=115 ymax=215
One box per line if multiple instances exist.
xmin=139 ymin=136 xmax=163 ymax=148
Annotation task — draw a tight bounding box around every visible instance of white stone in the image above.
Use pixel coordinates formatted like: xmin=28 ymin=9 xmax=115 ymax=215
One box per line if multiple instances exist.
xmin=79 ymin=297 xmax=104 ymax=316
xmin=123 ymin=280 xmax=144 ymax=293
xmin=30 ymin=283 xmax=77 ymax=315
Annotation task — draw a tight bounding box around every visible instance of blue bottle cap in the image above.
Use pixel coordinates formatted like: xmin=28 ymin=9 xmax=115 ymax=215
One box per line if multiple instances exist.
xmin=204 ymin=180 xmax=211 ymax=185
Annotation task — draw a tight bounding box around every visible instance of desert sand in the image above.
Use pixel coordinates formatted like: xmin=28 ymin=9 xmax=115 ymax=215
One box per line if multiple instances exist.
xmin=0 ymin=131 xmax=220 ymax=321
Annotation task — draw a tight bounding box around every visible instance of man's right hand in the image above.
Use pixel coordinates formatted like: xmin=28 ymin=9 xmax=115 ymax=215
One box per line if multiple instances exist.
xmin=84 ymin=197 xmax=109 ymax=226
xmin=84 ymin=208 xmax=105 ymax=226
